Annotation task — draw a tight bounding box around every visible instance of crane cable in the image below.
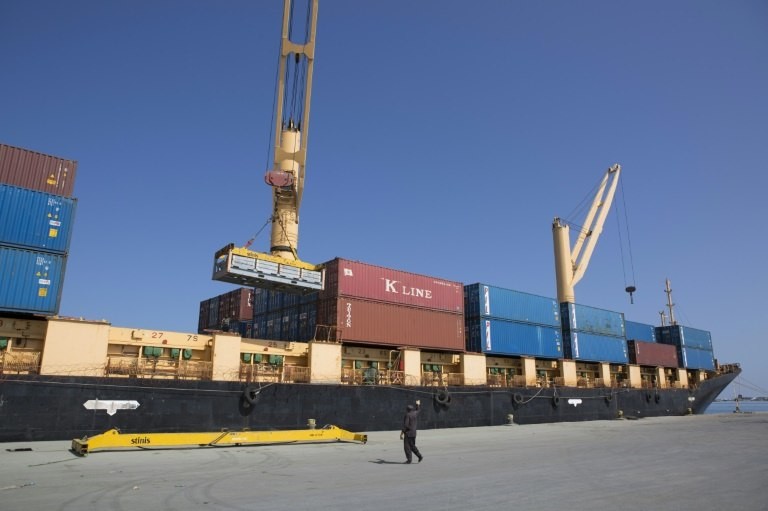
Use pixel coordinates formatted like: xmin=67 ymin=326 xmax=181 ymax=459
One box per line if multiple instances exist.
xmin=614 ymin=176 xmax=637 ymax=302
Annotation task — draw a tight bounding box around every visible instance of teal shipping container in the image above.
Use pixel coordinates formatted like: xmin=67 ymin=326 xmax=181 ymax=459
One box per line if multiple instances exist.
xmin=561 ymin=302 xmax=625 ymax=338
xmin=0 ymin=245 xmax=66 ymax=315
xmin=562 ymin=330 xmax=628 ymax=364
xmin=0 ymin=184 xmax=76 ymax=254
xmin=464 ymin=283 xmax=560 ymax=327
xmin=466 ymin=317 xmax=562 ymax=358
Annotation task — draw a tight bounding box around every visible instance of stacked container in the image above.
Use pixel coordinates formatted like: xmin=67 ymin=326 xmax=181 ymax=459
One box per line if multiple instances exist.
xmin=464 ymin=284 xmax=562 ymax=358
xmin=0 ymin=143 xmax=78 ymax=315
xmin=627 ymin=340 xmax=679 ymax=367
xmin=560 ymin=302 xmax=628 ymax=363
xmin=251 ymin=288 xmax=317 ymax=342
xmin=624 ymin=320 xmax=656 ymax=342
xmin=198 ymin=287 xmax=254 ymax=333
xmin=315 ymin=258 xmax=464 ymax=350
xmin=655 ymin=325 xmax=715 ymax=370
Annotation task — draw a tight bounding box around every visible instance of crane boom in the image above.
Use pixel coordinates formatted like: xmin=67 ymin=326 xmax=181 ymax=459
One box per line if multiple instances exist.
xmin=553 ymin=164 xmax=621 ymax=304
xmin=212 ymin=0 xmax=324 ymax=294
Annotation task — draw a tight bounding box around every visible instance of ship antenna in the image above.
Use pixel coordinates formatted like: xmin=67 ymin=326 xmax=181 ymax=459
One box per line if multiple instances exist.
xmin=665 ymin=278 xmax=677 ymax=326
xmin=658 ymin=310 xmax=667 ymax=327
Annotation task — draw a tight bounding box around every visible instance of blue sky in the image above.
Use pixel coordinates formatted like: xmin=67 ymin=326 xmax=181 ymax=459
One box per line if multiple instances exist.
xmin=2 ymin=1 xmax=766 ymax=395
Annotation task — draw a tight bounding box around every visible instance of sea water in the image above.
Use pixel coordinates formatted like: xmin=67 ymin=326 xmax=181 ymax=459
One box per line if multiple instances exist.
xmin=705 ymin=400 xmax=768 ymax=414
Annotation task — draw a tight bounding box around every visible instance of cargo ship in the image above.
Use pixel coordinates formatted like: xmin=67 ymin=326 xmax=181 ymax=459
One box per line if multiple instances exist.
xmin=0 ymin=0 xmax=740 ymax=443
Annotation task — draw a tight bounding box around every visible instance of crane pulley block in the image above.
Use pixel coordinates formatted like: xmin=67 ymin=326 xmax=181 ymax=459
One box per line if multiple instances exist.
xmin=212 ymin=244 xmax=324 ymax=295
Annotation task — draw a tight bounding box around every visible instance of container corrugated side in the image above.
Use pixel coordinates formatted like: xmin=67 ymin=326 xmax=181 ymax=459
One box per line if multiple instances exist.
xmin=561 ymin=302 xmax=625 ymax=338
xmin=624 ymin=320 xmax=656 ymax=342
xmin=656 ymin=325 xmax=712 ymax=351
xmin=466 ymin=317 xmax=562 ymax=358
xmin=0 ymin=245 xmax=66 ymax=315
xmin=562 ymin=330 xmax=628 ymax=363
xmin=0 ymin=143 xmax=77 ymax=197
xmin=0 ymin=184 xmax=77 ymax=254
xmin=464 ymin=283 xmax=560 ymax=326
xmin=317 ymin=297 xmax=464 ymax=351
xmin=321 ymin=258 xmax=464 ymax=313
xmin=678 ymin=345 xmax=715 ymax=370
xmin=627 ymin=340 xmax=678 ymax=367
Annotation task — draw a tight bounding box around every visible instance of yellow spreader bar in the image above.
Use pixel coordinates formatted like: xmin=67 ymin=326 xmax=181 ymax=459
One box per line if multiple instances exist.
xmin=71 ymin=426 xmax=367 ymax=456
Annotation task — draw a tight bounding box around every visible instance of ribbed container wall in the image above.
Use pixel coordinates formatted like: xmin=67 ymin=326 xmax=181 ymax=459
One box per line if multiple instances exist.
xmin=627 ymin=340 xmax=678 ymax=367
xmin=464 ymin=283 xmax=560 ymax=326
xmin=560 ymin=302 xmax=625 ymax=338
xmin=562 ymin=330 xmax=628 ymax=363
xmin=0 ymin=184 xmax=77 ymax=254
xmin=0 ymin=246 xmax=66 ymax=314
xmin=0 ymin=144 xmax=77 ymax=197
xmin=466 ymin=317 xmax=562 ymax=358
xmin=677 ymin=345 xmax=716 ymax=370
xmin=198 ymin=288 xmax=254 ymax=332
xmin=625 ymin=320 xmax=656 ymax=342
xmin=656 ymin=325 xmax=713 ymax=351
xmin=317 ymin=297 xmax=464 ymax=351
xmin=320 ymin=258 xmax=464 ymax=313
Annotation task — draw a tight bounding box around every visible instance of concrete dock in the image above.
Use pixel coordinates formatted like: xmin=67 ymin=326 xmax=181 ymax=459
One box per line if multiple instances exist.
xmin=1 ymin=413 xmax=766 ymax=511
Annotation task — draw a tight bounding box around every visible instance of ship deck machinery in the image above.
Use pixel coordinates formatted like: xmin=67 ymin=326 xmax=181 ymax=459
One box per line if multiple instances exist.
xmin=212 ymin=0 xmax=323 ymax=296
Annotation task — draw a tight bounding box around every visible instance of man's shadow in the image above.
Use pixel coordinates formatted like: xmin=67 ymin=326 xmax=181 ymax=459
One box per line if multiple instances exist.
xmin=370 ymin=459 xmax=407 ymax=464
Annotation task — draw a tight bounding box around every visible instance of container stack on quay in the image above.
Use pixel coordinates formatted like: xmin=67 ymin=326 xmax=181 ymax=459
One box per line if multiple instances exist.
xmin=0 ymin=143 xmax=78 ymax=316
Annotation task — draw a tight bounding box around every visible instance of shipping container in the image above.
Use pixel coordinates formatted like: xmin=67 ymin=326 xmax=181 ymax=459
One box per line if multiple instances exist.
xmin=320 ymin=258 xmax=463 ymax=313
xmin=627 ymin=340 xmax=678 ymax=367
xmin=656 ymin=325 xmax=713 ymax=351
xmin=561 ymin=302 xmax=625 ymax=338
xmin=0 ymin=184 xmax=77 ymax=253
xmin=0 ymin=143 xmax=77 ymax=197
xmin=466 ymin=317 xmax=562 ymax=358
xmin=677 ymin=345 xmax=715 ymax=371
xmin=464 ymin=283 xmax=560 ymax=326
xmin=562 ymin=330 xmax=628 ymax=364
xmin=625 ymin=320 xmax=656 ymax=342
xmin=0 ymin=245 xmax=67 ymax=315
xmin=317 ymin=297 xmax=464 ymax=351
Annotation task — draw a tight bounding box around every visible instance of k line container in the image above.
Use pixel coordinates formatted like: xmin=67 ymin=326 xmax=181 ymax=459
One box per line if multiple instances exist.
xmin=561 ymin=302 xmax=625 ymax=338
xmin=562 ymin=330 xmax=628 ymax=364
xmin=624 ymin=320 xmax=656 ymax=342
xmin=466 ymin=317 xmax=562 ymax=358
xmin=677 ymin=345 xmax=715 ymax=371
xmin=656 ymin=325 xmax=713 ymax=351
xmin=320 ymin=258 xmax=463 ymax=313
xmin=0 ymin=245 xmax=66 ymax=315
xmin=317 ymin=297 xmax=464 ymax=351
xmin=0 ymin=184 xmax=77 ymax=254
xmin=0 ymin=143 xmax=77 ymax=197
xmin=464 ymin=283 xmax=560 ymax=326
xmin=627 ymin=340 xmax=678 ymax=367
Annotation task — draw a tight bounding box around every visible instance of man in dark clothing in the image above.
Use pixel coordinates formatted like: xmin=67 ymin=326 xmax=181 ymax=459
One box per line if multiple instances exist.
xmin=400 ymin=399 xmax=423 ymax=464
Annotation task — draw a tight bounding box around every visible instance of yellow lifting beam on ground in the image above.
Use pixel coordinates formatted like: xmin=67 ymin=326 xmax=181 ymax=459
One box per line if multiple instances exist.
xmin=71 ymin=425 xmax=367 ymax=456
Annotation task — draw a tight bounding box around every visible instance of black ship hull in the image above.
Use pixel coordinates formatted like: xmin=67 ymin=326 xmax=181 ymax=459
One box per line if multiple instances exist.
xmin=0 ymin=368 xmax=739 ymax=442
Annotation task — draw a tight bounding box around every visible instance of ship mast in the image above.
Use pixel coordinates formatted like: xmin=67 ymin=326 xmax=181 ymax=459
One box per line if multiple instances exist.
xmin=664 ymin=278 xmax=677 ymax=326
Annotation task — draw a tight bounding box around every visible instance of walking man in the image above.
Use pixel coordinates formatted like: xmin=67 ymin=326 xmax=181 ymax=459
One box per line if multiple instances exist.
xmin=400 ymin=399 xmax=423 ymax=464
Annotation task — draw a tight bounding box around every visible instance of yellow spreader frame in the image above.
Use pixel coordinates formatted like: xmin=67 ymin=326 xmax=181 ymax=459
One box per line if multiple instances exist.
xmin=71 ymin=425 xmax=367 ymax=456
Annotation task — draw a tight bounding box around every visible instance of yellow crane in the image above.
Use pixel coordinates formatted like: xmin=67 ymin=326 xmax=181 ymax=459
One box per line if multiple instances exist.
xmin=213 ymin=0 xmax=324 ymax=294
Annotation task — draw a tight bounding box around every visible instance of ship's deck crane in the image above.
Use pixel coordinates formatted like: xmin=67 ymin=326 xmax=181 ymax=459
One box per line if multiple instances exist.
xmin=553 ymin=164 xmax=622 ymax=304
xmin=213 ymin=0 xmax=323 ymax=294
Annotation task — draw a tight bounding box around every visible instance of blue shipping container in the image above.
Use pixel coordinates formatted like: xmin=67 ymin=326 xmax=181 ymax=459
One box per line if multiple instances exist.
xmin=656 ymin=325 xmax=713 ymax=351
xmin=466 ymin=317 xmax=562 ymax=358
xmin=0 ymin=184 xmax=77 ymax=254
xmin=561 ymin=302 xmax=625 ymax=338
xmin=562 ymin=330 xmax=628 ymax=364
xmin=0 ymin=245 xmax=66 ymax=314
xmin=677 ymin=345 xmax=715 ymax=371
xmin=625 ymin=320 xmax=656 ymax=342
xmin=464 ymin=283 xmax=560 ymax=327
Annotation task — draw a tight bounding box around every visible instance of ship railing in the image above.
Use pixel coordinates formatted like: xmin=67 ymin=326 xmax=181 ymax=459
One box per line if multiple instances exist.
xmin=106 ymin=356 xmax=213 ymax=380
xmin=282 ymin=365 xmax=310 ymax=383
xmin=422 ymin=371 xmax=449 ymax=387
xmin=487 ymin=374 xmax=505 ymax=387
xmin=511 ymin=375 xmax=527 ymax=387
xmin=339 ymin=368 xmax=406 ymax=386
xmin=0 ymin=351 xmax=41 ymax=375
xmin=241 ymin=363 xmax=286 ymax=383
xmin=552 ymin=377 xmax=564 ymax=387
xmin=446 ymin=373 xmax=464 ymax=386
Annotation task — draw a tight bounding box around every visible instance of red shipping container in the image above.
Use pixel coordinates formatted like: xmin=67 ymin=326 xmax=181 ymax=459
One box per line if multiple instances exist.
xmin=628 ymin=340 xmax=679 ymax=368
xmin=320 ymin=258 xmax=463 ymax=313
xmin=317 ymin=297 xmax=464 ymax=351
xmin=0 ymin=144 xmax=77 ymax=197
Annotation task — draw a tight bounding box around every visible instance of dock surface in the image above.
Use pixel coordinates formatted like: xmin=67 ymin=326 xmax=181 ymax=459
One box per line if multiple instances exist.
xmin=1 ymin=413 xmax=766 ymax=511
